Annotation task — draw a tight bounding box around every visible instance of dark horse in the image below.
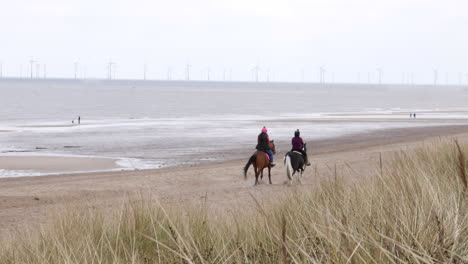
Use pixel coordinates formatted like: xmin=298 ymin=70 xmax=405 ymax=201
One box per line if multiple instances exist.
xmin=243 ymin=141 xmax=276 ymax=185
xmin=284 ymin=143 xmax=308 ymax=184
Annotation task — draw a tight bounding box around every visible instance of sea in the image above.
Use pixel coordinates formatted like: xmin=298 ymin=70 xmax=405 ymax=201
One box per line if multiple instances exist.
xmin=1 ymin=78 xmax=468 ymax=176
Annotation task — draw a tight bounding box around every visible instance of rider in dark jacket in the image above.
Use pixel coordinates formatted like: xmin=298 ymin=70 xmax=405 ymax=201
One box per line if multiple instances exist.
xmin=291 ymin=129 xmax=310 ymax=166
xmin=256 ymin=126 xmax=275 ymax=167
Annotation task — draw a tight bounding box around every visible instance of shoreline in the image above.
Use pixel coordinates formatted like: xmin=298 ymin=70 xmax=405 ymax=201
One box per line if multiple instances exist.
xmin=2 ymin=123 xmax=468 ymax=178
xmin=2 ymin=125 xmax=468 ymax=235
xmin=0 ymin=156 xmax=121 ymax=177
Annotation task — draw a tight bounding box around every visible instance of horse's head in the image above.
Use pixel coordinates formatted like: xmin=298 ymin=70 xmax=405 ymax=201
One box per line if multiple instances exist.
xmin=269 ymin=140 xmax=276 ymax=154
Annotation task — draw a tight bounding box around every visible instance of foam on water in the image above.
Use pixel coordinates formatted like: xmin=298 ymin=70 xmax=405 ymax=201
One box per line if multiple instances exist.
xmin=0 ymin=152 xmax=165 ymax=177
xmin=116 ymin=157 xmax=164 ymax=170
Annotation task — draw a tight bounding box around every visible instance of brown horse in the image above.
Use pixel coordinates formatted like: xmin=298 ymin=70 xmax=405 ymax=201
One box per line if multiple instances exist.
xmin=243 ymin=141 xmax=276 ymax=185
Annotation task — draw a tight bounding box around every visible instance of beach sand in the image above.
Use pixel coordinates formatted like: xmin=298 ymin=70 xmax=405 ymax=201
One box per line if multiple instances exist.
xmin=0 ymin=156 xmax=120 ymax=174
xmin=1 ymin=124 xmax=468 ymax=236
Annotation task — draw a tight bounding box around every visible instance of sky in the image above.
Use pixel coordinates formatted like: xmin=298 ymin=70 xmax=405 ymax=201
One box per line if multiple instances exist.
xmin=0 ymin=0 xmax=467 ymax=84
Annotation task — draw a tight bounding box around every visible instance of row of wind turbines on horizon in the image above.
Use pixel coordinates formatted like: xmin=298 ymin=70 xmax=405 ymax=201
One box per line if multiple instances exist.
xmin=0 ymin=58 xmax=467 ymax=86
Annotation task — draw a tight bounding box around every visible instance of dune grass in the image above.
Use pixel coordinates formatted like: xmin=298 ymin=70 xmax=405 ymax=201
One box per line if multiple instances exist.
xmin=0 ymin=140 xmax=467 ymax=263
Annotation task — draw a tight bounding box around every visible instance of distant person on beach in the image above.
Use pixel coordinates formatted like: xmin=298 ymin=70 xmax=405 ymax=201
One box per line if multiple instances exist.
xmin=78 ymin=116 xmax=81 ymax=124
xmin=291 ymin=129 xmax=311 ymax=166
xmin=256 ymin=126 xmax=275 ymax=167
xmin=414 ymin=113 xmax=416 ymax=118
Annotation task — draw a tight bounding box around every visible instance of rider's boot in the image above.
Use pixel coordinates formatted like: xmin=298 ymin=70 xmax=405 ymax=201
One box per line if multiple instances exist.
xmin=270 ymin=163 xmax=276 ymax=167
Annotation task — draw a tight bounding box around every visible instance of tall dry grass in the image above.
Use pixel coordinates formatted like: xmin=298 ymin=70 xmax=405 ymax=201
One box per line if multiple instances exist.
xmin=0 ymin=140 xmax=467 ymax=263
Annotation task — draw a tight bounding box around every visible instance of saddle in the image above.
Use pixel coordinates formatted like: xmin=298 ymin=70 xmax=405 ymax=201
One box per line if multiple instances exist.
xmin=292 ymin=150 xmax=303 ymax=156
xmin=258 ymin=150 xmax=270 ymax=161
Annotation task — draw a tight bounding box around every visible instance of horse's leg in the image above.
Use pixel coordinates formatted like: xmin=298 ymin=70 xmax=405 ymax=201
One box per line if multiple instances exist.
xmin=260 ymin=160 xmax=264 ymax=180
xmin=268 ymin=166 xmax=272 ymax=184
xmin=253 ymin=164 xmax=258 ymax=185
xmin=258 ymin=156 xmax=266 ymax=181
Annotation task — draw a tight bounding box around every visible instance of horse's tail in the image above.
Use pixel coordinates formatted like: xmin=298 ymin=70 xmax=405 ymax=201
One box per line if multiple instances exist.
xmin=244 ymin=155 xmax=256 ymax=179
xmin=284 ymin=154 xmax=293 ymax=181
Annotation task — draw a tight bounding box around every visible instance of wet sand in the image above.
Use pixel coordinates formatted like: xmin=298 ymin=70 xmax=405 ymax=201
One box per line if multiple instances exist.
xmin=1 ymin=124 xmax=468 ymax=236
xmin=0 ymin=156 xmax=120 ymax=174
xmin=21 ymin=124 xmax=79 ymax=128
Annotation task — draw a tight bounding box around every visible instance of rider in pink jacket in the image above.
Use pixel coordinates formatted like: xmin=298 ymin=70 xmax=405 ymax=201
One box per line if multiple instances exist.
xmin=256 ymin=126 xmax=275 ymax=167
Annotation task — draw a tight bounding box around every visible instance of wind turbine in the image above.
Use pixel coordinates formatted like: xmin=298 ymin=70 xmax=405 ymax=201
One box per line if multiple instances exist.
xmin=74 ymin=61 xmax=79 ymax=79
xmin=433 ymin=69 xmax=438 ymax=85
xmin=43 ymin=64 xmax=46 ymax=78
xmin=376 ymin=68 xmax=382 ymax=85
xmin=36 ymin=63 xmax=40 ymax=78
xmin=107 ymin=59 xmax=115 ymax=80
xmin=113 ymin=63 xmax=117 ymax=80
xmin=143 ymin=63 xmax=147 ymax=80
xmin=29 ymin=57 xmax=36 ymax=78
xmin=252 ymin=64 xmax=260 ymax=82
xmin=206 ymin=67 xmax=211 ymax=81
xmin=167 ymin=66 xmax=172 ymax=80
xmin=319 ymin=66 xmax=326 ymax=84
xmin=185 ymin=64 xmax=192 ymax=80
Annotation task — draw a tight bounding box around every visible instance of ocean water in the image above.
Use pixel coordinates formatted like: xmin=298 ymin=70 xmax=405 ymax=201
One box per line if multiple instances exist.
xmin=1 ymin=79 xmax=468 ymax=176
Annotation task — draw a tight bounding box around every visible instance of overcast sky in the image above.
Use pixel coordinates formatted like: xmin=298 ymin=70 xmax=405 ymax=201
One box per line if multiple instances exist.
xmin=1 ymin=0 xmax=467 ymax=84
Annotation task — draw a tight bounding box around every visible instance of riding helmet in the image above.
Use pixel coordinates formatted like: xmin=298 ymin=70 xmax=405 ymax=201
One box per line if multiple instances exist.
xmin=294 ymin=129 xmax=300 ymax=137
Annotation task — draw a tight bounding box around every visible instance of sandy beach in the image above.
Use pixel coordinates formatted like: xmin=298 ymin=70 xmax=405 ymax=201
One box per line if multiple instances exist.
xmin=0 ymin=156 xmax=120 ymax=174
xmin=1 ymin=124 xmax=468 ymax=236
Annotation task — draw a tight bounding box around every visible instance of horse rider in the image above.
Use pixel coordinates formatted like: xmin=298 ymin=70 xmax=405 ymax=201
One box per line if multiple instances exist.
xmin=291 ymin=129 xmax=311 ymax=166
xmin=256 ymin=126 xmax=275 ymax=167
